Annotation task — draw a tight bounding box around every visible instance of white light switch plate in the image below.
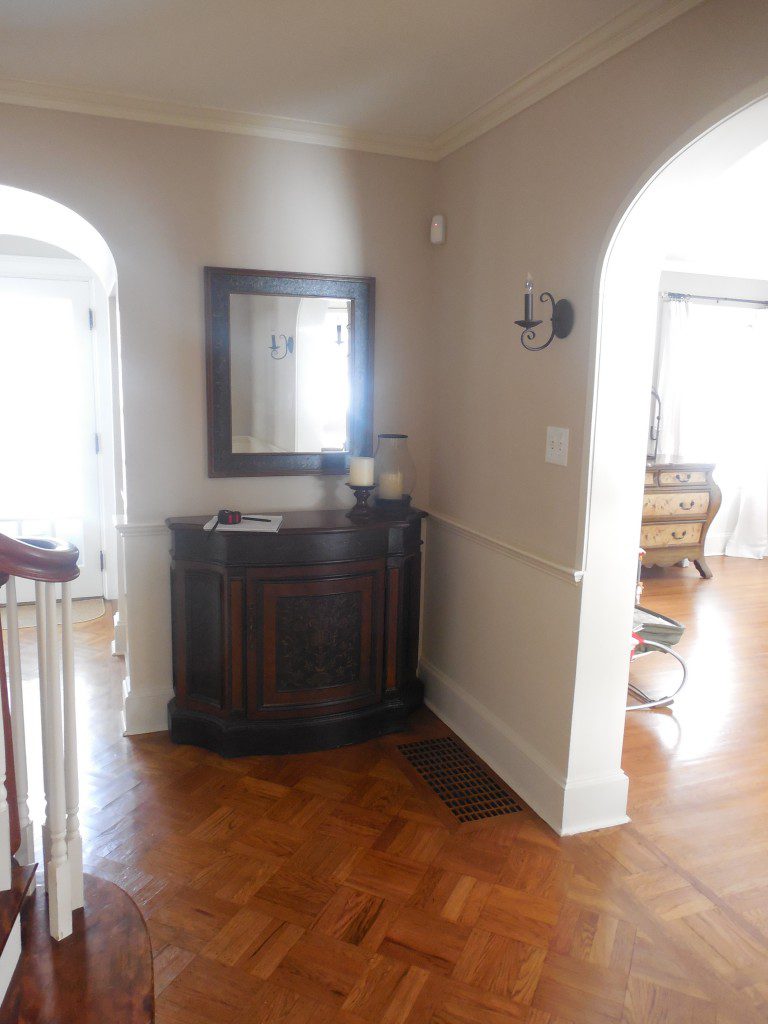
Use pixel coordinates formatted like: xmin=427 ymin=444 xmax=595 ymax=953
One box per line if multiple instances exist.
xmin=546 ymin=426 xmax=569 ymax=466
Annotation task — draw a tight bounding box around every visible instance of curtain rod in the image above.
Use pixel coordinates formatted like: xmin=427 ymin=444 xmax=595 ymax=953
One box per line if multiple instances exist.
xmin=662 ymin=290 xmax=768 ymax=307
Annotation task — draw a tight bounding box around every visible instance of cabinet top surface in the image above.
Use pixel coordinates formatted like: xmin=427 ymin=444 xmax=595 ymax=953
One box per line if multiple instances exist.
xmin=166 ymin=508 xmax=426 ymax=535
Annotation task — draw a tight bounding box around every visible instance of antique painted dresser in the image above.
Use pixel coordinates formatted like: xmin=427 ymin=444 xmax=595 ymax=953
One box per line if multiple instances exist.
xmin=641 ymin=462 xmax=721 ymax=578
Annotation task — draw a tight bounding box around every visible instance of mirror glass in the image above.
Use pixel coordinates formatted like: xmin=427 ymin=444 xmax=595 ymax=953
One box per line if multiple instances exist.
xmin=229 ymin=294 xmax=351 ymax=454
xmin=206 ymin=267 xmax=373 ymax=477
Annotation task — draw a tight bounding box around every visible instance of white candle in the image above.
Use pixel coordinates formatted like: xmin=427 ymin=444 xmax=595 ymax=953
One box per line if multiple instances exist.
xmin=524 ymin=273 xmax=533 ymax=321
xmin=349 ymin=456 xmax=374 ymax=487
xmin=378 ymin=470 xmax=403 ymax=500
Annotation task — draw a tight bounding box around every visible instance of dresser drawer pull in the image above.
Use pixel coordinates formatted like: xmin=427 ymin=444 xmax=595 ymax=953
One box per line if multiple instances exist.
xmin=671 ymin=530 xmax=687 ymax=540
xmin=678 ymin=500 xmax=695 ymax=511
xmin=675 ymin=473 xmax=691 ymax=483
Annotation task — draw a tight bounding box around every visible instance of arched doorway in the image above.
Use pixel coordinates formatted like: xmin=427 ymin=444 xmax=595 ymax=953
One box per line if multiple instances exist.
xmin=571 ymin=93 xmax=768 ymax=827
xmin=0 ymin=186 xmax=125 ymax=638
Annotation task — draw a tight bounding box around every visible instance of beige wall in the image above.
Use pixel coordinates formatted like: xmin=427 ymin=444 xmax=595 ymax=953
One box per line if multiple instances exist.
xmin=431 ymin=0 xmax=768 ymax=567
xmin=0 ymin=105 xmax=434 ymax=731
xmin=0 ymin=105 xmax=435 ymax=517
xmin=423 ymin=0 xmax=768 ymax=831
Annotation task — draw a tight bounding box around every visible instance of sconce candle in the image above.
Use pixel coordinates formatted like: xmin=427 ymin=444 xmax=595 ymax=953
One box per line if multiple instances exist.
xmin=524 ymin=274 xmax=533 ymax=322
xmin=349 ymin=456 xmax=375 ymax=487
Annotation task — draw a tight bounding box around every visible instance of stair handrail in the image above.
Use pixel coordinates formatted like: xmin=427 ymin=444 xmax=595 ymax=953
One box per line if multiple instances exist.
xmin=0 ymin=534 xmax=79 ymax=583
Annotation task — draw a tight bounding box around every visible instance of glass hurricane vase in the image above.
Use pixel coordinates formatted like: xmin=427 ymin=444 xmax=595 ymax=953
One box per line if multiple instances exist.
xmin=374 ymin=433 xmax=416 ymax=507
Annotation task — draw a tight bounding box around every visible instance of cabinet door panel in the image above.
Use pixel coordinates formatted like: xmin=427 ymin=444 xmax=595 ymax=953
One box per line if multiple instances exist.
xmin=173 ymin=567 xmax=226 ymax=711
xmin=249 ymin=568 xmax=385 ymax=716
xmin=383 ymin=551 xmax=422 ymax=692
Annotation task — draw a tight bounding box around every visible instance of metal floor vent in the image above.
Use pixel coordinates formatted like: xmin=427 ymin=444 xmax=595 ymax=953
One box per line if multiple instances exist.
xmin=398 ymin=736 xmax=523 ymax=823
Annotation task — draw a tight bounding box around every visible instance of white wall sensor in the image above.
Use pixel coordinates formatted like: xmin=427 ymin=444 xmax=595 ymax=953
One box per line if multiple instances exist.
xmin=430 ymin=214 xmax=446 ymax=245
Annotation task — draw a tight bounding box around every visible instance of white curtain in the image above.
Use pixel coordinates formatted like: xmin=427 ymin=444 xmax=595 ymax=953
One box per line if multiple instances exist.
xmin=655 ymin=297 xmax=768 ymax=559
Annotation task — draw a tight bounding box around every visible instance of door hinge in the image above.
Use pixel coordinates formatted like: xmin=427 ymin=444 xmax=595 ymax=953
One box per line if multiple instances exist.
xmin=99 ymin=550 xmax=105 ymax=572
xmin=94 ymin=432 xmax=101 ymax=454
xmin=88 ymin=308 xmax=95 ymax=330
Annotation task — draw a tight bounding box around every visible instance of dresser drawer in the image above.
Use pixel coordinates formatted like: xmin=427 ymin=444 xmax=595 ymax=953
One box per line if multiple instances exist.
xmin=642 ymin=490 xmax=709 ymax=521
xmin=641 ymin=522 xmax=702 ymax=549
xmin=658 ymin=469 xmax=707 ymax=487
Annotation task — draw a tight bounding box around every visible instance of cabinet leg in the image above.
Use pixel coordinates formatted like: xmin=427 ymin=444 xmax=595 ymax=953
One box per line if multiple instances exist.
xmin=693 ymin=557 xmax=713 ymax=579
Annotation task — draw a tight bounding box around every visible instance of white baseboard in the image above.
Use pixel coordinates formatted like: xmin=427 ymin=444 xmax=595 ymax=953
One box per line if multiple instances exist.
xmin=0 ymin=916 xmax=21 ymax=1007
xmin=419 ymin=657 xmax=629 ymax=836
xmin=121 ymin=676 xmax=172 ymax=735
xmin=559 ymin=774 xmax=630 ymax=835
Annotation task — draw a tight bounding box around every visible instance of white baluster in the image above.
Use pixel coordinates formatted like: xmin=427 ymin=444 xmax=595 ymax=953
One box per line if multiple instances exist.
xmin=0 ymin=606 xmax=10 ymax=890
xmin=5 ymin=576 xmax=35 ymax=865
xmin=42 ymin=581 xmax=72 ymax=940
xmin=61 ymin=582 xmax=83 ymax=910
xmin=35 ymin=581 xmax=51 ymax=885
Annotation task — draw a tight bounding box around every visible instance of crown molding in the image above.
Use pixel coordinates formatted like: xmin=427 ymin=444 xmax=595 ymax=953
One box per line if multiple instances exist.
xmin=432 ymin=0 xmax=707 ymax=159
xmin=0 ymin=76 xmax=435 ymax=162
xmin=0 ymin=0 xmax=705 ymax=163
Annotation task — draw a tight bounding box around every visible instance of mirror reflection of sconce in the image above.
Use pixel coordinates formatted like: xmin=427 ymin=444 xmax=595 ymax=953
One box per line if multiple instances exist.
xmin=334 ymin=314 xmax=351 ymax=346
xmin=269 ymin=333 xmax=294 ymax=360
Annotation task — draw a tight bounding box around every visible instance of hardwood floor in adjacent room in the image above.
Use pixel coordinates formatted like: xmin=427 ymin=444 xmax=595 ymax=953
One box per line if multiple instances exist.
xmin=18 ymin=555 xmax=768 ymax=1022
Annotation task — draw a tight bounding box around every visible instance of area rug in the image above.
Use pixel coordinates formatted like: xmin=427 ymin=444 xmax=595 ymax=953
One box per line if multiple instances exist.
xmin=1 ymin=597 xmax=106 ymax=629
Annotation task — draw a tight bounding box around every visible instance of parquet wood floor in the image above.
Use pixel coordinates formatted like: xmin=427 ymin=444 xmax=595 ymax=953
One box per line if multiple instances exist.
xmin=13 ymin=556 xmax=768 ymax=1022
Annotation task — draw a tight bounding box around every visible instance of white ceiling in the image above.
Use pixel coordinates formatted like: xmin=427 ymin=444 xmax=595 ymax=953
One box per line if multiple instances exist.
xmin=0 ymin=0 xmax=703 ymax=159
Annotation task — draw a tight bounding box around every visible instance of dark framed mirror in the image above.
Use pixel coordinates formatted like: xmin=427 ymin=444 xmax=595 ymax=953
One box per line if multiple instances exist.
xmin=205 ymin=267 xmax=375 ymax=476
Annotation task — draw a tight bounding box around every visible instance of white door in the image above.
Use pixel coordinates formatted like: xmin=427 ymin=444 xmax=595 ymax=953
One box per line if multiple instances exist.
xmin=0 ymin=275 xmax=103 ymax=602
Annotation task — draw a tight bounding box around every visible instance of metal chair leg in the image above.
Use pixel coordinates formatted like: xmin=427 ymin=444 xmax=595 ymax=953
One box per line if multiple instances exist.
xmin=626 ymin=639 xmax=688 ymax=711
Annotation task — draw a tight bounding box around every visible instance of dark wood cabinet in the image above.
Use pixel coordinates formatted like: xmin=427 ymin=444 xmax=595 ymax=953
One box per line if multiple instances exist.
xmin=166 ymin=509 xmax=425 ymax=755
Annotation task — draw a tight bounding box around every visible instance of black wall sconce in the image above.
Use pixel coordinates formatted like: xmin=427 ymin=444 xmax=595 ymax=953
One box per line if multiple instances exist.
xmin=269 ymin=333 xmax=294 ymax=360
xmin=514 ymin=274 xmax=574 ymax=351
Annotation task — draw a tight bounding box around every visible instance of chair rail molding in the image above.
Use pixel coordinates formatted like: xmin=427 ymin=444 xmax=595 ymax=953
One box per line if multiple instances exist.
xmin=423 ymin=509 xmax=584 ymax=586
xmin=114 ymin=522 xmax=169 ymax=538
